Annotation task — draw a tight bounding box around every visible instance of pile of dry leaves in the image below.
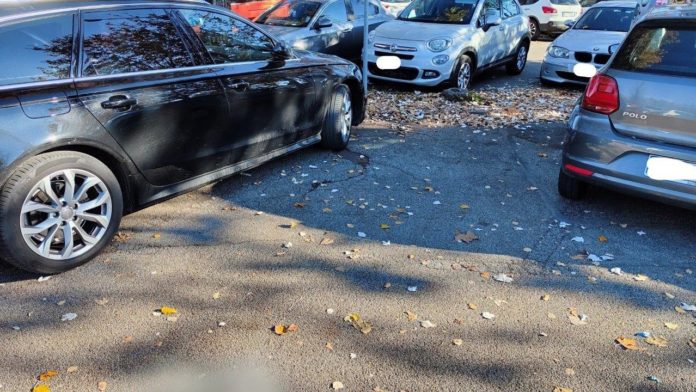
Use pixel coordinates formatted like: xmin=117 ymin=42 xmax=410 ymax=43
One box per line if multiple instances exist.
xmin=365 ymin=85 xmax=580 ymax=130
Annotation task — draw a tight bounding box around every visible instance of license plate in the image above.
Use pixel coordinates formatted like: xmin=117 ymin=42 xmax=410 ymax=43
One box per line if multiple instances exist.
xmin=645 ymin=156 xmax=696 ymax=185
xmin=562 ymin=12 xmax=576 ymax=17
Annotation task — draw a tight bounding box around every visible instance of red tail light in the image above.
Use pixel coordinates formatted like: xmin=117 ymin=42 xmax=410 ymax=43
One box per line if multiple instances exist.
xmin=564 ymin=164 xmax=593 ymax=177
xmin=582 ymin=74 xmax=619 ymax=115
xmin=542 ymin=6 xmax=557 ymax=13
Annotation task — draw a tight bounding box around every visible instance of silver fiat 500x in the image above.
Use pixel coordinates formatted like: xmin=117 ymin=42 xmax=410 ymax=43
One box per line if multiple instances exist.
xmin=366 ymin=0 xmax=531 ymax=89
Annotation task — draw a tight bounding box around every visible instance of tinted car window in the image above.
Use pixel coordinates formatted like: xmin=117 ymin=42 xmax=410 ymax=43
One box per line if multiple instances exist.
xmin=322 ymin=0 xmax=350 ymax=22
xmin=352 ymin=0 xmax=380 ymax=16
xmin=181 ymin=10 xmax=275 ymax=63
xmin=612 ymin=24 xmax=696 ymax=78
xmin=256 ymin=0 xmax=323 ymax=27
xmin=82 ymin=9 xmax=193 ymax=76
xmin=502 ymin=0 xmax=520 ymax=17
xmin=573 ymin=7 xmax=635 ymax=31
xmin=0 ymin=14 xmax=73 ymax=86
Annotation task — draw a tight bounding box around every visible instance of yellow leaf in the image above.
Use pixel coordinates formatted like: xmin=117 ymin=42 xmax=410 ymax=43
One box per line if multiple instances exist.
xmin=98 ymin=380 xmax=108 ymax=391
xmin=38 ymin=370 xmax=58 ymax=381
xmin=598 ymin=235 xmax=608 ymax=243
xmin=645 ymin=336 xmax=668 ymax=347
xmin=32 ymin=385 xmax=50 ymax=392
xmin=274 ymin=325 xmax=287 ymax=335
xmin=288 ymin=221 xmax=298 ymax=229
xmin=212 ymin=292 xmax=221 ymax=300
xmin=553 ymin=388 xmax=573 ymax=392
xmin=320 ymin=237 xmax=335 ymax=245
xmin=459 ymin=204 xmax=470 ymax=209
xmin=152 ymin=233 xmax=161 ymax=239
xmin=480 ymin=272 xmax=491 ymax=280
xmin=405 ymin=311 xmax=418 ymax=321
xmin=675 ymin=306 xmax=686 ymax=314
xmin=665 ymin=322 xmax=679 ymax=330
xmin=468 ymin=303 xmax=478 ymax=310
xmin=615 ymin=336 xmax=638 ymax=350
xmin=541 ymin=294 xmax=551 ymax=302
xmin=160 ymin=306 xmax=177 ymax=315
xmin=325 ymin=342 xmax=334 ymax=351
xmin=380 ymin=224 xmax=390 ymax=230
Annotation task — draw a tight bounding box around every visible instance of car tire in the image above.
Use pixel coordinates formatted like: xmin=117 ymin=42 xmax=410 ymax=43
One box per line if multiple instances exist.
xmin=529 ymin=18 xmax=540 ymax=40
xmin=0 ymin=151 xmax=123 ymax=274
xmin=506 ymin=42 xmax=529 ymax=75
xmin=450 ymin=54 xmax=473 ymax=90
xmin=558 ymin=169 xmax=588 ymax=200
xmin=321 ymin=84 xmax=353 ymax=151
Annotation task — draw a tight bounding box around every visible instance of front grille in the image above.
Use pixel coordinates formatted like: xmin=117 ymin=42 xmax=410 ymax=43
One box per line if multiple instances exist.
xmin=594 ymin=54 xmax=611 ymax=65
xmin=575 ymin=52 xmax=593 ymax=63
xmin=375 ymin=50 xmax=415 ymax=60
xmin=369 ymin=62 xmax=419 ymax=80
xmin=557 ymin=71 xmax=589 ymax=83
xmin=374 ymin=43 xmax=418 ymax=52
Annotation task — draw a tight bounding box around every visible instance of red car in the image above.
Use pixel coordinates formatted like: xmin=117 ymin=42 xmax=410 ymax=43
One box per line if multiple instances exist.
xmin=208 ymin=0 xmax=278 ymax=19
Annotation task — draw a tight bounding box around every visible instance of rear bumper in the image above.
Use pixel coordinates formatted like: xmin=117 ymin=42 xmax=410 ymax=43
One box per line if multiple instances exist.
xmin=540 ymin=20 xmax=571 ymax=34
xmin=562 ymin=107 xmax=696 ymax=209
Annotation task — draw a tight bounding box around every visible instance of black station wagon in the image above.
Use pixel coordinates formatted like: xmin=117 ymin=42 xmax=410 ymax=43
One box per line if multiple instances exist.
xmin=0 ymin=0 xmax=365 ymax=274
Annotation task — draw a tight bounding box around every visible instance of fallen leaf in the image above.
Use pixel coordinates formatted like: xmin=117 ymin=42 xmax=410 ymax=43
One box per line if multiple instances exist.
xmin=322 ymin=208 xmax=332 ymax=213
xmin=548 ymin=313 xmax=557 ymax=320
xmin=634 ymin=274 xmax=650 ymax=282
xmin=66 ymin=366 xmax=78 ymax=374
xmin=293 ymin=202 xmax=305 ymax=208
xmin=212 ymin=292 xmax=221 ymax=300
xmin=98 ymin=381 xmax=107 ymax=391
xmin=61 ymin=313 xmax=77 ymax=322
xmin=541 ymin=294 xmax=551 ymax=302
xmin=38 ymin=370 xmax=58 ymax=381
xmin=645 ymin=336 xmax=668 ymax=347
xmin=598 ymin=235 xmax=608 ymax=243
xmin=553 ymin=388 xmax=573 ymax=392
xmin=452 ymin=339 xmax=463 ymax=346
xmin=32 ymin=385 xmax=50 ymax=392
xmin=616 ymin=336 xmax=638 ymax=350
xmin=665 ymin=322 xmax=679 ymax=330
xmin=274 ymin=325 xmax=287 ymax=335
xmin=332 ymin=381 xmax=345 ymax=390
xmin=152 ymin=233 xmax=161 ymax=239
xmin=159 ymin=307 xmax=177 ymax=315
xmin=564 ymin=368 xmax=575 ymax=376
xmin=380 ymin=224 xmax=390 ymax=230
xmin=675 ymin=306 xmax=686 ymax=314
xmin=420 ymin=320 xmax=436 ymax=328
xmin=121 ymin=336 xmax=133 ymax=344
xmin=459 ymin=204 xmax=470 ymax=209
xmin=95 ymin=298 xmax=109 ymax=306
xmin=287 ymin=324 xmax=299 ymax=333
xmin=568 ymin=314 xmax=588 ymax=326
xmin=345 ymin=313 xmax=372 ymax=334
xmin=493 ymin=273 xmax=513 ymax=283
xmin=468 ymin=303 xmax=478 ymax=310
xmin=320 ymin=237 xmax=335 ymax=245
xmin=480 ymin=272 xmax=491 ymax=280
xmin=455 ymin=230 xmax=479 ymax=244
xmin=325 ymin=342 xmax=334 ymax=351
xmin=405 ymin=311 xmax=418 ymax=321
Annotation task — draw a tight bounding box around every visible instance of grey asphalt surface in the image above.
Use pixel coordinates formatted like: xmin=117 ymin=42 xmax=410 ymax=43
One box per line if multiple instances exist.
xmin=2 ymin=42 xmax=696 ymax=392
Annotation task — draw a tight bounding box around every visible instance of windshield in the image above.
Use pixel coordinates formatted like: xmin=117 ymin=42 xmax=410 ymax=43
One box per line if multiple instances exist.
xmin=573 ymin=7 xmax=636 ymax=31
xmin=256 ymin=0 xmax=322 ymax=27
xmin=398 ymin=0 xmax=478 ymax=24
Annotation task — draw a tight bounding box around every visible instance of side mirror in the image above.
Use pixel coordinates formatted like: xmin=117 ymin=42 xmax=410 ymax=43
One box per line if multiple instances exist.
xmin=272 ymin=42 xmax=291 ymax=60
xmin=314 ymin=16 xmax=333 ymax=29
xmin=608 ymin=43 xmax=620 ymax=55
xmin=482 ymin=10 xmax=502 ymax=30
xmin=564 ymin=20 xmax=575 ymax=28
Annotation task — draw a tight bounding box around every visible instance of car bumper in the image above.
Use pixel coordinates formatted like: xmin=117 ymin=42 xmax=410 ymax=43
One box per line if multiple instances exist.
xmin=540 ymin=57 xmax=589 ymax=85
xmin=540 ymin=18 xmax=573 ymax=34
xmin=366 ymin=44 xmax=456 ymax=87
xmin=562 ymin=107 xmax=696 ymax=209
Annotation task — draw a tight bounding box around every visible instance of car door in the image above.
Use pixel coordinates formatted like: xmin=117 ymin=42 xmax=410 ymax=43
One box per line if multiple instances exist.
xmin=177 ymin=8 xmax=321 ymax=163
xmin=76 ymin=8 xmax=230 ymax=187
xmin=501 ymin=0 xmax=525 ymax=57
xmin=311 ymin=0 xmax=355 ymax=57
xmin=477 ymin=0 xmax=507 ymax=66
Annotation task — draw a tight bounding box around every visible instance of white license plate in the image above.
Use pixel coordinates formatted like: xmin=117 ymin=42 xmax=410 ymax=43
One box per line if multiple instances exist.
xmin=645 ymin=156 xmax=696 ymax=185
xmin=562 ymin=12 xmax=576 ymax=17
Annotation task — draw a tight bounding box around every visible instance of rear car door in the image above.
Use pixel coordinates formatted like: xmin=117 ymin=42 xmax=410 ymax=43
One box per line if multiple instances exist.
xmin=76 ymin=8 xmax=230 ymax=187
xmin=177 ymin=8 xmax=321 ymax=163
xmin=313 ymin=0 xmax=355 ymax=57
xmin=609 ymin=21 xmax=696 ymax=148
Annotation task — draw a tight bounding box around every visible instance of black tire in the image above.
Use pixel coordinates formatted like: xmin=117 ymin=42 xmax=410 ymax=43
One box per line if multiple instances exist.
xmin=529 ymin=18 xmax=540 ymax=40
xmin=450 ymin=54 xmax=474 ymax=90
xmin=321 ymin=84 xmax=353 ymax=151
xmin=558 ymin=169 xmax=588 ymax=200
xmin=0 ymin=151 xmax=123 ymax=274
xmin=506 ymin=42 xmax=529 ymax=75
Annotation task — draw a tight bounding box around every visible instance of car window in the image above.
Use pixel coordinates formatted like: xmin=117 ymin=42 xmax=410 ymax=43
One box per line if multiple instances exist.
xmin=352 ymin=0 xmax=380 ymax=17
xmin=501 ymin=0 xmax=520 ymax=17
xmin=0 ymin=14 xmax=73 ymax=86
xmin=180 ymin=9 xmax=275 ymax=64
xmin=321 ymin=0 xmax=350 ymax=22
xmin=81 ymin=9 xmax=193 ymax=76
xmin=256 ymin=0 xmax=323 ymax=28
xmin=484 ymin=0 xmax=501 ymax=14
xmin=399 ymin=0 xmax=478 ymax=24
xmin=612 ymin=24 xmax=696 ymax=78
xmin=573 ymin=7 xmax=635 ymax=32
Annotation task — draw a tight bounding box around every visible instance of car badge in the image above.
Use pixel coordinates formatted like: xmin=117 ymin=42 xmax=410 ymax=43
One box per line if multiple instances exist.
xmin=389 ymin=44 xmax=399 ymax=53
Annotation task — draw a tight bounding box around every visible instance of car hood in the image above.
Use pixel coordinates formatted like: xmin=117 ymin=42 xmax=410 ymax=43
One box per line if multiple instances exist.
xmin=374 ymin=20 xmax=471 ymax=41
xmin=554 ymin=29 xmax=627 ymax=53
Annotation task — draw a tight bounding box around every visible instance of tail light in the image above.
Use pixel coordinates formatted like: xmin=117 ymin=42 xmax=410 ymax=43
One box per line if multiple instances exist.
xmin=564 ymin=164 xmax=593 ymax=177
xmin=582 ymin=74 xmax=619 ymax=115
xmin=542 ymin=6 xmax=557 ymax=13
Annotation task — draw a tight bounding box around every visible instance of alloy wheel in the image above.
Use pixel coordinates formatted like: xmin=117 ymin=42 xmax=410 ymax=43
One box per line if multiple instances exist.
xmin=20 ymin=169 xmax=112 ymax=260
xmin=457 ymin=62 xmax=471 ymax=89
xmin=339 ymin=89 xmax=352 ymax=142
xmin=517 ymin=46 xmax=528 ymax=70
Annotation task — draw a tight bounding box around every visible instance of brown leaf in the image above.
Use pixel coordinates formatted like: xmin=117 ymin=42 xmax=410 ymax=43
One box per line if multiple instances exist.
xmin=598 ymin=235 xmax=608 ymax=243
xmin=325 ymin=342 xmax=334 ymax=351
xmin=615 ymin=336 xmax=638 ymax=350
xmin=455 ymin=230 xmax=479 ymax=244
xmin=293 ymin=202 xmax=305 ymax=208
xmin=645 ymin=336 xmax=668 ymax=347
xmin=38 ymin=370 xmax=58 ymax=382
xmin=287 ymin=324 xmax=299 ymax=333
xmin=405 ymin=311 xmax=418 ymax=321
xmin=320 ymin=237 xmax=335 ymax=245
xmin=479 ymin=272 xmax=491 ymax=280
xmin=152 ymin=233 xmax=161 ymax=239
xmin=553 ymin=388 xmax=573 ymax=392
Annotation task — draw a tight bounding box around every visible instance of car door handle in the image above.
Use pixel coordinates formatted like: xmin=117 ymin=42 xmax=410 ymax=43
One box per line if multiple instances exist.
xmin=101 ymin=95 xmax=137 ymax=110
xmin=226 ymin=80 xmax=250 ymax=91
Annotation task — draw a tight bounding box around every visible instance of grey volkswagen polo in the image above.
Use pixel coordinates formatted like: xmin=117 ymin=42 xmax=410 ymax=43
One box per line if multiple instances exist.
xmin=559 ymin=5 xmax=696 ymax=208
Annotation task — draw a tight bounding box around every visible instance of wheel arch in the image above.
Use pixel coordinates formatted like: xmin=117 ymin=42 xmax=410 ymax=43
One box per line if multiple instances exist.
xmin=341 ymin=77 xmax=365 ymax=126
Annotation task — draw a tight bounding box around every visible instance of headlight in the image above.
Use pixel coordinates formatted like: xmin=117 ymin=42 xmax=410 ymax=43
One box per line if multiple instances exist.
xmin=548 ymin=46 xmax=570 ymax=59
xmin=427 ymin=38 xmax=452 ymax=52
xmin=432 ymin=54 xmax=450 ymax=65
xmin=368 ymin=30 xmax=376 ymax=44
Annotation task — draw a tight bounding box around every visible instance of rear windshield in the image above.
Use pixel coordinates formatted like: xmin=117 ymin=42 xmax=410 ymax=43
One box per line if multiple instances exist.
xmin=573 ymin=7 xmax=636 ymax=32
xmin=612 ymin=24 xmax=696 ymax=78
xmin=398 ymin=0 xmax=478 ymax=24
xmin=550 ymin=0 xmax=579 ymax=5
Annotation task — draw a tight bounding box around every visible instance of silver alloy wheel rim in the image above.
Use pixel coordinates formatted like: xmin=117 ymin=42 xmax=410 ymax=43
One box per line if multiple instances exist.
xmin=530 ymin=22 xmax=537 ymax=37
xmin=20 ymin=169 xmax=112 ymax=260
xmin=339 ymin=89 xmax=352 ymax=142
xmin=517 ymin=46 xmax=527 ymax=70
xmin=457 ymin=62 xmax=471 ymax=89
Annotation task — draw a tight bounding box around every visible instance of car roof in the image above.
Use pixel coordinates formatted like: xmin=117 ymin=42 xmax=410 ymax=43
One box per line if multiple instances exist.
xmin=0 ymin=0 xmax=208 ymax=21
xmin=643 ymin=4 xmax=696 ymax=20
xmin=590 ymin=0 xmax=637 ymax=8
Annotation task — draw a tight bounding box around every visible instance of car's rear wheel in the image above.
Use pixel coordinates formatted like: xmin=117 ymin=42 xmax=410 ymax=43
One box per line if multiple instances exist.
xmin=450 ymin=54 xmax=473 ymax=90
xmin=321 ymin=84 xmax=353 ymax=151
xmin=0 ymin=151 xmax=123 ymax=274
xmin=529 ymin=18 xmax=540 ymax=40
xmin=506 ymin=43 xmax=529 ymax=75
xmin=558 ymin=169 xmax=588 ymax=200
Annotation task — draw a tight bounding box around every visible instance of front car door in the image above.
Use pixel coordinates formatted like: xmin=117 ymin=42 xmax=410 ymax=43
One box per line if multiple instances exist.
xmin=76 ymin=7 xmax=230 ymax=187
xmin=501 ymin=0 xmax=526 ymax=57
xmin=477 ymin=0 xmax=507 ymax=66
xmin=176 ymin=7 xmax=321 ymax=163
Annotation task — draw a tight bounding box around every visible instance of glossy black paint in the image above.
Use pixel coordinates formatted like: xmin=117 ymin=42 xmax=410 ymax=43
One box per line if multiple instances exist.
xmin=0 ymin=0 xmax=365 ymax=214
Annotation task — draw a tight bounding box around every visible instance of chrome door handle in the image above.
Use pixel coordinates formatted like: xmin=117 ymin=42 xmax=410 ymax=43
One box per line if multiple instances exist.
xmin=101 ymin=95 xmax=137 ymax=110
xmin=226 ymin=81 xmax=250 ymax=91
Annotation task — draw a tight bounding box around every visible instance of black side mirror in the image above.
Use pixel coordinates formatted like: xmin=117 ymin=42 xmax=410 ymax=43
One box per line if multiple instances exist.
xmin=314 ymin=16 xmax=333 ymax=29
xmin=272 ymin=42 xmax=291 ymax=60
xmin=564 ymin=20 xmax=575 ymax=28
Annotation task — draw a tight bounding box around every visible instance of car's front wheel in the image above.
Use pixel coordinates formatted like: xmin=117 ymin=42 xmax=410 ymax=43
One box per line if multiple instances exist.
xmin=321 ymin=84 xmax=353 ymax=151
xmin=450 ymin=54 xmax=473 ymax=90
xmin=0 ymin=151 xmax=123 ymax=274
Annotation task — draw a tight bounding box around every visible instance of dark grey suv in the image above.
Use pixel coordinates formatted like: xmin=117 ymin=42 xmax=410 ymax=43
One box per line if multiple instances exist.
xmin=559 ymin=7 xmax=696 ymax=209
xmin=0 ymin=0 xmax=365 ymax=274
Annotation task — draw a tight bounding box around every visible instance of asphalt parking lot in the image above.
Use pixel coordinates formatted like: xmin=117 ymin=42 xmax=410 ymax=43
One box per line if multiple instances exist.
xmin=2 ymin=41 xmax=696 ymax=392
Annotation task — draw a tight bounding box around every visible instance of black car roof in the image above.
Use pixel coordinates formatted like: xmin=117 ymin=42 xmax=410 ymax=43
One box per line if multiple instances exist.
xmin=0 ymin=0 xmax=209 ymax=20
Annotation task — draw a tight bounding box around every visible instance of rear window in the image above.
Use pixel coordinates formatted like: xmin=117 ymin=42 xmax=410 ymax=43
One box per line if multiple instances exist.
xmin=550 ymin=0 xmax=579 ymax=5
xmin=0 ymin=14 xmax=73 ymax=86
xmin=573 ymin=7 xmax=636 ymax=32
xmin=612 ymin=24 xmax=696 ymax=78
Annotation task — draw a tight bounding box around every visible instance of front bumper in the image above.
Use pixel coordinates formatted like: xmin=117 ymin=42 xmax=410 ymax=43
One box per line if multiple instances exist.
xmin=540 ymin=57 xmax=589 ymax=85
xmin=366 ymin=41 xmax=457 ymax=87
xmin=562 ymin=107 xmax=696 ymax=209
